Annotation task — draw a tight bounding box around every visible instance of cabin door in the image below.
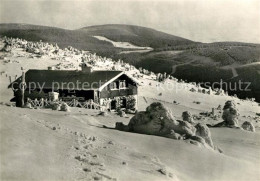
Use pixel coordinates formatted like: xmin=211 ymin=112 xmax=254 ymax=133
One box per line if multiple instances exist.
xmin=111 ymin=100 xmax=117 ymax=110
xmin=121 ymin=98 xmax=127 ymax=108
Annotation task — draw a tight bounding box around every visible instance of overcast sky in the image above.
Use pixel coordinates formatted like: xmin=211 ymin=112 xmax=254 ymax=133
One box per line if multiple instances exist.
xmin=1 ymin=0 xmax=260 ymax=43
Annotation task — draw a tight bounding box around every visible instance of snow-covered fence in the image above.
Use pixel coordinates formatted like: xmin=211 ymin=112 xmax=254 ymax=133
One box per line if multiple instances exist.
xmin=26 ymin=98 xmax=102 ymax=110
xmin=65 ymin=99 xmax=101 ymax=110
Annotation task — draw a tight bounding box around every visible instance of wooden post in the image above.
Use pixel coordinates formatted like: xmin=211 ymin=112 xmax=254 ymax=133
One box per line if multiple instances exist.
xmin=73 ymin=99 xmax=76 ymax=107
xmin=9 ymin=76 xmax=12 ymax=84
xmin=212 ymin=108 xmax=215 ymax=116
xmin=21 ymin=67 xmax=25 ymax=107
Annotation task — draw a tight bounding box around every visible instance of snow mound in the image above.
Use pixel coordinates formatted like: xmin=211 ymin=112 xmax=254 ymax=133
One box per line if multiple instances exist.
xmin=116 ymin=102 xmax=217 ymax=150
xmin=51 ymin=102 xmax=61 ymax=111
xmin=214 ymin=100 xmax=240 ymax=128
xmin=60 ymin=102 xmax=70 ymax=112
xmin=242 ymin=121 xmax=255 ymax=132
xmin=222 ymin=100 xmax=239 ymax=127
xmin=195 ymin=123 xmax=214 ymax=148
xmin=182 ymin=111 xmax=194 ymax=124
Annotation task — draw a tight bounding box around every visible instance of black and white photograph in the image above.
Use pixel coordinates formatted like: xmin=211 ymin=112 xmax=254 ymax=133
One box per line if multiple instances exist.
xmin=0 ymin=0 xmax=260 ymax=180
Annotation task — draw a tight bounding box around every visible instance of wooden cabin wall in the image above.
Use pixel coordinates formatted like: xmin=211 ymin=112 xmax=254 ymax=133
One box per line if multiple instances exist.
xmin=100 ymin=74 xmax=138 ymax=99
xmin=100 ymin=86 xmax=137 ymax=98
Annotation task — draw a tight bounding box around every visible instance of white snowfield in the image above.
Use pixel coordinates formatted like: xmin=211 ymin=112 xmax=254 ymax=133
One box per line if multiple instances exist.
xmin=93 ymin=35 xmax=153 ymax=50
xmin=0 ymin=39 xmax=260 ymax=181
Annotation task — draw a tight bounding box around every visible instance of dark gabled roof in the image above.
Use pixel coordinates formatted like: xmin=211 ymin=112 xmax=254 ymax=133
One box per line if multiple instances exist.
xmin=8 ymin=69 xmax=123 ymax=90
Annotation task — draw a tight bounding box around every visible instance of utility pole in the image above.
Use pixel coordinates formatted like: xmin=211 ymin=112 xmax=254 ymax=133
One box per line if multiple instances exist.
xmin=21 ymin=67 xmax=25 ymax=107
xmin=9 ymin=76 xmax=12 ymax=84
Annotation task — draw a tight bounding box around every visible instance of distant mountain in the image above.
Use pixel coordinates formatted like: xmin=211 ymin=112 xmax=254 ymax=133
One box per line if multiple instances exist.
xmin=0 ymin=23 xmax=114 ymax=51
xmin=0 ymin=23 xmax=196 ymax=51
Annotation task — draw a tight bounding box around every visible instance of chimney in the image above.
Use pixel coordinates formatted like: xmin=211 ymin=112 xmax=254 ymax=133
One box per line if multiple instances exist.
xmin=81 ymin=63 xmax=93 ymax=73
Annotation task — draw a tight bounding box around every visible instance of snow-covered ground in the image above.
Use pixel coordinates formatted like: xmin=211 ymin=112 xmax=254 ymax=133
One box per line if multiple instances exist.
xmin=220 ymin=62 xmax=260 ymax=78
xmin=0 ymin=39 xmax=260 ymax=181
xmin=93 ymin=36 xmax=153 ymax=51
xmin=119 ymin=49 xmax=152 ymax=54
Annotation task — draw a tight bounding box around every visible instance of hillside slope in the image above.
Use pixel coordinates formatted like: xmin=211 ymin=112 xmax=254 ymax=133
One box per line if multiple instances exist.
xmin=0 ymin=23 xmax=196 ymax=52
xmin=0 ymin=24 xmax=115 ymax=52
xmin=113 ymin=47 xmax=260 ymax=102
xmin=79 ymin=24 xmax=195 ymax=48
xmin=1 ymin=23 xmax=259 ymax=101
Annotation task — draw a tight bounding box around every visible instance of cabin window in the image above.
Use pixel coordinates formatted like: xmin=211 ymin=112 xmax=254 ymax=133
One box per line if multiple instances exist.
xmin=119 ymin=80 xmax=127 ymax=89
xmin=109 ymin=82 xmax=118 ymax=90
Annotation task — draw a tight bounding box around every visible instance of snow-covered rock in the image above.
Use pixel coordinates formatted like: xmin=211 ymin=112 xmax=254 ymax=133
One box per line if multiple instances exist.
xmin=222 ymin=100 xmax=239 ymax=127
xmin=182 ymin=111 xmax=194 ymax=124
xmin=195 ymin=123 xmax=214 ymax=148
xmin=241 ymin=121 xmax=255 ymax=132
xmin=60 ymin=103 xmax=70 ymax=112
